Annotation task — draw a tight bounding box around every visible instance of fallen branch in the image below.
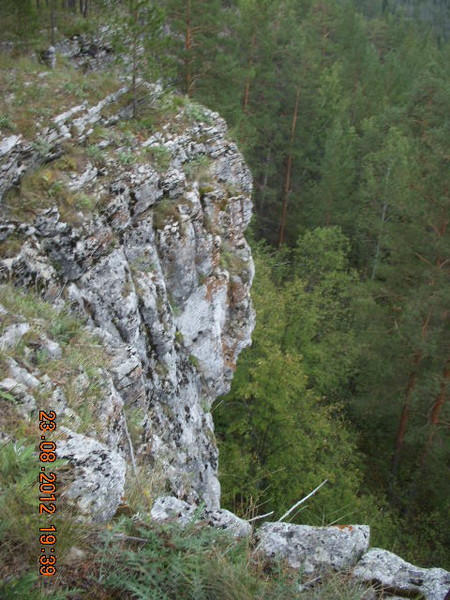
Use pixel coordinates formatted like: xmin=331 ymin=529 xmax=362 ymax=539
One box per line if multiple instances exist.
xmin=287 ymin=505 xmax=307 ymax=523
xmin=248 ymin=511 xmax=274 ymax=523
xmin=279 ymin=479 xmax=328 ymax=522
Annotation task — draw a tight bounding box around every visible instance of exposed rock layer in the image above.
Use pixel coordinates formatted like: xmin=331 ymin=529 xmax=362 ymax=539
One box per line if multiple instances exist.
xmin=1 ymin=53 xmax=448 ymax=599
xmin=0 ymin=87 xmax=254 ymax=515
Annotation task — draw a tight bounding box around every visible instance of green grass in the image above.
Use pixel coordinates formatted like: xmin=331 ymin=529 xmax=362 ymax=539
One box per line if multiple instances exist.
xmin=0 ymin=53 xmax=120 ymax=139
xmin=0 ymin=284 xmax=110 ymax=437
xmin=152 ymin=198 xmax=180 ymax=230
xmin=219 ymin=244 xmax=248 ymax=277
xmin=184 ymin=100 xmax=214 ymax=125
xmin=144 ymin=144 xmax=172 ymax=171
xmin=184 ymin=154 xmax=212 ymax=180
xmin=61 ymin=516 xmax=374 ymax=598
xmin=3 ymin=162 xmax=100 ymax=224
xmin=0 ymin=439 xmax=91 ymax=597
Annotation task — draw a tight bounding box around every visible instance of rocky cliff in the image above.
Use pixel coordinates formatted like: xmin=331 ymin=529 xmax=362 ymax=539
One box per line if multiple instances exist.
xmin=1 ymin=53 xmax=449 ymax=600
xmin=0 ymin=78 xmax=254 ymax=520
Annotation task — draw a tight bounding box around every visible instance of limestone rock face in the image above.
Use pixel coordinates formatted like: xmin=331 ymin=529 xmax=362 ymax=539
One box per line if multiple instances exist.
xmin=353 ymin=549 xmax=450 ymax=600
xmin=255 ymin=523 xmax=370 ymax=574
xmin=150 ymin=496 xmax=197 ymax=525
xmin=57 ymin=427 xmax=126 ymax=522
xmin=151 ymin=495 xmax=252 ymax=538
xmin=0 ymin=88 xmax=254 ymax=517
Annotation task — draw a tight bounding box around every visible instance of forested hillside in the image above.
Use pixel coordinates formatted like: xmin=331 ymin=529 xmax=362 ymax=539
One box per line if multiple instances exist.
xmin=1 ymin=0 xmax=449 ymax=573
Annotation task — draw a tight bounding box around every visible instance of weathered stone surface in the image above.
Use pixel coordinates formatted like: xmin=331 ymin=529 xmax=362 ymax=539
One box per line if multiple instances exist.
xmin=0 ymin=88 xmax=254 ymax=515
xmin=39 ymin=335 xmax=62 ymax=360
xmin=55 ymin=32 xmax=115 ymax=72
xmin=255 ymin=523 xmax=370 ymax=574
xmin=203 ymin=508 xmax=252 ymax=538
xmin=151 ymin=496 xmax=251 ymax=537
xmin=353 ymin=549 xmax=450 ymax=600
xmin=0 ymin=377 xmax=36 ymax=417
xmin=0 ymin=87 xmax=129 ymax=202
xmin=0 ymin=297 xmax=129 ymax=519
xmin=151 ymin=496 xmax=197 ymax=525
xmin=40 ymin=45 xmax=56 ymax=69
xmin=57 ymin=427 xmax=126 ymax=522
xmin=0 ymin=322 xmax=30 ymax=350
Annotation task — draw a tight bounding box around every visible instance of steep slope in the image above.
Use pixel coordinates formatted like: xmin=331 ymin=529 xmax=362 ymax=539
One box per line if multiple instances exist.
xmin=0 ymin=64 xmax=254 ymax=519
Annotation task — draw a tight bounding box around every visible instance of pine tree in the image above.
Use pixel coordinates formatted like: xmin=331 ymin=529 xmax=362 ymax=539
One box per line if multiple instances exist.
xmin=162 ymin=0 xmax=223 ymax=97
xmin=111 ymin=0 xmax=166 ymax=118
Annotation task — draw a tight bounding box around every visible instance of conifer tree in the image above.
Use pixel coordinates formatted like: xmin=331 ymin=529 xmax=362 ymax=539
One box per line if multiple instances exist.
xmin=162 ymin=0 xmax=223 ymax=97
xmin=111 ymin=0 xmax=166 ymax=118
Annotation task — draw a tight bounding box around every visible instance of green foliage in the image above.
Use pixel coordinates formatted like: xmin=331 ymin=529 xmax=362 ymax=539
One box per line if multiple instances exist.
xmin=0 ymin=53 xmax=119 ymax=138
xmin=117 ymin=149 xmax=136 ymax=166
xmin=216 ymin=242 xmax=368 ymax=521
xmin=0 ymin=572 xmax=70 ymax=600
xmin=0 ymin=113 xmax=14 ymax=131
xmin=0 ymin=0 xmax=38 ymax=47
xmin=97 ymin=516 xmax=302 ymax=599
xmin=0 ymin=284 xmax=109 ymax=437
xmin=86 ymin=144 xmax=106 ymax=166
xmin=145 ymin=144 xmax=172 ymax=171
xmin=174 ymin=0 xmax=450 ymax=567
xmin=0 ymin=439 xmax=74 ymax=595
xmin=109 ymin=0 xmax=169 ymax=118
xmin=152 ymin=198 xmax=180 ymax=229
xmin=0 ymin=442 xmax=40 ymax=557
xmin=184 ymin=101 xmax=213 ymax=124
xmin=184 ymin=154 xmax=212 ymax=180
xmin=189 ymin=354 xmax=200 ymax=369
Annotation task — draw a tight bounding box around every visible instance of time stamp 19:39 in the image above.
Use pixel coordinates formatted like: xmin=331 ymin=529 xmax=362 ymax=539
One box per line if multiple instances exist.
xmin=38 ymin=410 xmax=58 ymax=578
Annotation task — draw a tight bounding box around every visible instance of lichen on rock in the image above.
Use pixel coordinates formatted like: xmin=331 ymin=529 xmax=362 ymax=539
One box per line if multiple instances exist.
xmin=0 ymin=82 xmax=254 ymax=519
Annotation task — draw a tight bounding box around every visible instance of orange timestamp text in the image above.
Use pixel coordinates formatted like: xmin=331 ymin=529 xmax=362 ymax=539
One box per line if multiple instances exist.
xmin=38 ymin=410 xmax=58 ymax=577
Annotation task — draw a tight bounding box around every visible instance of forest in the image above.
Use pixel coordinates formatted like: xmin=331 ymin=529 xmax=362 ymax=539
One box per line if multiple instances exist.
xmin=0 ymin=0 xmax=449 ymax=573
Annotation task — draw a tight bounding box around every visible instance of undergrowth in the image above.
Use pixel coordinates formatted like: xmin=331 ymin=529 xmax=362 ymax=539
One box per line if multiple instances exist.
xmin=0 ymin=500 xmax=374 ymax=599
xmin=0 ymin=284 xmax=109 ymax=437
xmin=0 ymin=53 xmax=119 ymax=138
xmin=0 ymin=285 xmax=373 ymax=599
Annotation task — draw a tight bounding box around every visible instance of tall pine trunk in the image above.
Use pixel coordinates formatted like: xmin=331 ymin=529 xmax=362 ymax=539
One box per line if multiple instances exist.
xmin=389 ymin=309 xmax=432 ymax=495
xmin=184 ymin=0 xmax=193 ymax=96
xmin=420 ymin=358 xmax=450 ymax=468
xmin=256 ymin=144 xmax=272 ymax=215
xmin=278 ymin=86 xmax=300 ymax=247
xmin=242 ymin=34 xmax=256 ymax=112
xmin=389 ymin=351 xmax=422 ymax=497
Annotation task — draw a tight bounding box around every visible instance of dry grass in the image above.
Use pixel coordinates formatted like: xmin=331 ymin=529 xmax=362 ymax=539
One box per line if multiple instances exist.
xmin=0 ymin=53 xmax=120 ymax=139
xmin=0 ymin=284 xmax=110 ymax=436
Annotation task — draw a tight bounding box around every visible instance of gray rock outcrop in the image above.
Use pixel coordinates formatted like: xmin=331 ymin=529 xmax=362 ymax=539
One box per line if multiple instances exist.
xmin=254 ymin=523 xmax=450 ymax=598
xmin=0 ymin=86 xmax=254 ymax=518
xmin=57 ymin=428 xmax=126 ymax=522
xmin=255 ymin=522 xmax=370 ymax=574
xmin=151 ymin=495 xmax=252 ymax=538
xmin=353 ymin=548 xmax=450 ymax=600
xmin=1 ymin=50 xmax=448 ymax=595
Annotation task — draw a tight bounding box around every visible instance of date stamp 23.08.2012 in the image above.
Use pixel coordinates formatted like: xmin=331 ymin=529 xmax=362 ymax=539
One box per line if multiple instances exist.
xmin=38 ymin=410 xmax=58 ymax=578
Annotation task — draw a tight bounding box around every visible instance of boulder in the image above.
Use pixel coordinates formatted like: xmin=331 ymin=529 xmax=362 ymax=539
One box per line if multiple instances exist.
xmin=57 ymin=427 xmax=127 ymax=523
xmin=203 ymin=508 xmax=252 ymax=538
xmin=151 ymin=496 xmax=252 ymax=537
xmin=255 ymin=523 xmax=370 ymax=574
xmin=150 ymin=496 xmax=197 ymax=525
xmin=353 ymin=548 xmax=450 ymax=600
